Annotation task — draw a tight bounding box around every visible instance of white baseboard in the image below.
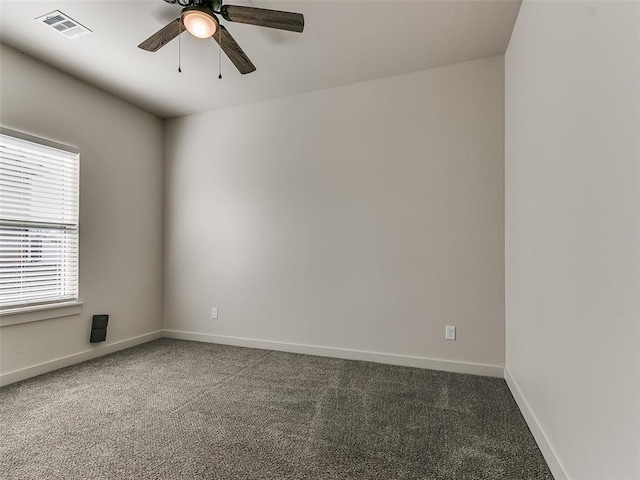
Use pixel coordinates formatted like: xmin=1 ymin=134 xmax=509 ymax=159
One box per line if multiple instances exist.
xmin=0 ymin=330 xmax=163 ymax=387
xmin=504 ymin=367 xmax=568 ymax=480
xmin=162 ymin=329 xmax=504 ymax=378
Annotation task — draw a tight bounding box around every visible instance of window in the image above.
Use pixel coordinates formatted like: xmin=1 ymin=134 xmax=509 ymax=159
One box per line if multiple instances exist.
xmin=0 ymin=129 xmax=79 ymax=310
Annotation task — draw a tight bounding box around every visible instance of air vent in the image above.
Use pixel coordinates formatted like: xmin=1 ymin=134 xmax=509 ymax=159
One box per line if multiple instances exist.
xmin=35 ymin=10 xmax=92 ymax=39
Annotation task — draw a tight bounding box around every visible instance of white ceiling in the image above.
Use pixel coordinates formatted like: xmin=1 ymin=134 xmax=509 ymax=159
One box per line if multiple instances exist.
xmin=0 ymin=0 xmax=521 ymax=119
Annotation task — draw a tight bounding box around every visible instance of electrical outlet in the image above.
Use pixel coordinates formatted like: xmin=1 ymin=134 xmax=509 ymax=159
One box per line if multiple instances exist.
xmin=211 ymin=307 xmax=218 ymax=319
xmin=445 ymin=325 xmax=456 ymax=340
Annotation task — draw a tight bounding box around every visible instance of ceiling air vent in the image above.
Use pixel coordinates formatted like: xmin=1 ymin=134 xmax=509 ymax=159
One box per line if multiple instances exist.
xmin=35 ymin=10 xmax=92 ymax=39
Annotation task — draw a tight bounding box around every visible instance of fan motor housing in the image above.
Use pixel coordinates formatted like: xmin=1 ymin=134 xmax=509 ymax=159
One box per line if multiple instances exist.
xmin=164 ymin=0 xmax=221 ymax=9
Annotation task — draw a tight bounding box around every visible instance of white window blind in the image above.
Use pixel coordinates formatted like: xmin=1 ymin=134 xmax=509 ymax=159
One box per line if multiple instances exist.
xmin=0 ymin=131 xmax=79 ymax=309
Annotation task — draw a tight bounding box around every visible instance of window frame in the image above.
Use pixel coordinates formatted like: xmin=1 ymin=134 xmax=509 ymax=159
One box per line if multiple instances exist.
xmin=0 ymin=127 xmax=82 ymax=326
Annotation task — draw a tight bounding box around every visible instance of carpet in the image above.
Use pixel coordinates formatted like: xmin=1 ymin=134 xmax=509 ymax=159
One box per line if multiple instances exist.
xmin=0 ymin=339 xmax=553 ymax=479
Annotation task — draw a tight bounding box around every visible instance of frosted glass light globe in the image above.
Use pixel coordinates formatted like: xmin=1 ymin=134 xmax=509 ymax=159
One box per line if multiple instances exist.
xmin=183 ymin=10 xmax=217 ymax=39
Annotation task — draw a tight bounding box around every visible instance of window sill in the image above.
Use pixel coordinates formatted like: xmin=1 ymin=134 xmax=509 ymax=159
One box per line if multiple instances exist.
xmin=0 ymin=301 xmax=84 ymax=327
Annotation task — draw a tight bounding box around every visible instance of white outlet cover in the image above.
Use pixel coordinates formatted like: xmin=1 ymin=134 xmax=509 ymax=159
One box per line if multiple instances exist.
xmin=445 ymin=325 xmax=456 ymax=340
xmin=211 ymin=308 xmax=218 ymax=319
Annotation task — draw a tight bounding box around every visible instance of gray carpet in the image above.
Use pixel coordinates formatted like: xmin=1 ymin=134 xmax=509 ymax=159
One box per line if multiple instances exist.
xmin=0 ymin=339 xmax=553 ymax=480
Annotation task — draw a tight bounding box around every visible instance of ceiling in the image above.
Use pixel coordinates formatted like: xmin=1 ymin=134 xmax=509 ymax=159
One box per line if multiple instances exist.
xmin=0 ymin=0 xmax=521 ymax=119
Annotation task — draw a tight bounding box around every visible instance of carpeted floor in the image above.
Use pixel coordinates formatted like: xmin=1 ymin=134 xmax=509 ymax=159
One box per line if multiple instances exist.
xmin=0 ymin=339 xmax=553 ymax=480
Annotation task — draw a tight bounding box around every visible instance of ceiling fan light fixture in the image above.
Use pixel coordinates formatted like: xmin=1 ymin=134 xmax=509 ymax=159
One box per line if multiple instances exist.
xmin=182 ymin=9 xmax=218 ymax=38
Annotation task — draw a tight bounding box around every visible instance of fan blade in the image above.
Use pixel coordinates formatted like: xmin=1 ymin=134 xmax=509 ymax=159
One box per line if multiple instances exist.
xmin=213 ymin=25 xmax=256 ymax=75
xmin=138 ymin=18 xmax=184 ymax=52
xmin=220 ymin=5 xmax=304 ymax=33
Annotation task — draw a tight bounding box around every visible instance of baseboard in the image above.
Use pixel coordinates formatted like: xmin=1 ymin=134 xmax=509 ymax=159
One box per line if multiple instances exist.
xmin=0 ymin=330 xmax=163 ymax=387
xmin=504 ymin=367 xmax=568 ymax=480
xmin=162 ymin=329 xmax=504 ymax=378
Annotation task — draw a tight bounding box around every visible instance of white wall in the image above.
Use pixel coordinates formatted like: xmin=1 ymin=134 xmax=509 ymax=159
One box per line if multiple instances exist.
xmin=505 ymin=1 xmax=640 ymax=479
xmin=0 ymin=45 xmax=164 ymax=384
xmin=164 ymin=57 xmax=505 ymax=374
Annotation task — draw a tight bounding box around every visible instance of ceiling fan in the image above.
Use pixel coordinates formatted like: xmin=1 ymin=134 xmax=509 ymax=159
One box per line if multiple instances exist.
xmin=138 ymin=0 xmax=305 ymax=75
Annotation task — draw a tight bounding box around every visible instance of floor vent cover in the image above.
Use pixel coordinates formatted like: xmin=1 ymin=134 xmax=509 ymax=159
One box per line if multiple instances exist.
xmin=35 ymin=10 xmax=92 ymax=39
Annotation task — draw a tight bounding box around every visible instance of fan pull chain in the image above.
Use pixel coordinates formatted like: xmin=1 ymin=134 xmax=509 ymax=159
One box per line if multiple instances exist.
xmin=218 ymin=27 xmax=222 ymax=79
xmin=178 ymin=20 xmax=182 ymax=73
